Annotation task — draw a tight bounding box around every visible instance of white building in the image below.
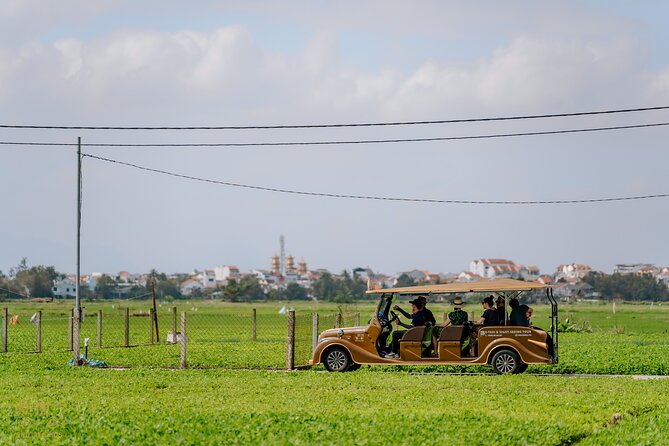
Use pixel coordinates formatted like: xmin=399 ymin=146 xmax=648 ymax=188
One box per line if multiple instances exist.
xmin=469 ymin=259 xmax=522 ymax=279
xmin=180 ymin=278 xmax=204 ymax=296
xmin=52 ymin=277 xmax=77 ymax=297
xmin=614 ymin=264 xmax=659 ymax=276
xmin=214 ymin=265 xmax=241 ymax=285
xmin=556 ymin=263 xmax=592 ymax=280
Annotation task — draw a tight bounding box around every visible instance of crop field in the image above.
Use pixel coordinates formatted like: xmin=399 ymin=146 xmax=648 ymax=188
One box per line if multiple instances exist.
xmin=2 ymin=299 xmax=669 ymax=444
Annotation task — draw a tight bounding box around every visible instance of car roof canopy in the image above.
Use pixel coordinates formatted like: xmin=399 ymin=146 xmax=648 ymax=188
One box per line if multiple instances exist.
xmin=366 ymin=278 xmax=550 ymax=295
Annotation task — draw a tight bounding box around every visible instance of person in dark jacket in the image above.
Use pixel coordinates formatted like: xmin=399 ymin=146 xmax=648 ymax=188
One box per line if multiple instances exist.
xmin=509 ymin=298 xmax=530 ymax=327
xmin=387 ymin=298 xmax=431 ymax=357
xmin=495 ymin=296 xmax=506 ymax=325
xmin=476 ymin=296 xmax=499 ymax=326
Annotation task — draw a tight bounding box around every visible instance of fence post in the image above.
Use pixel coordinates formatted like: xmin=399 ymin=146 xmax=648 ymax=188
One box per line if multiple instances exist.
xmin=335 ymin=313 xmax=341 ymax=329
xmin=68 ymin=308 xmax=73 ymax=351
xmin=443 ymin=312 xmax=448 ymax=323
xmin=252 ymin=308 xmax=257 ymax=341
xmin=287 ymin=310 xmax=295 ymax=370
xmin=354 ymin=312 xmax=360 ymax=326
xmin=97 ymin=310 xmax=102 ymax=348
xmin=1 ymin=308 xmax=6 ymax=353
xmin=36 ymin=311 xmax=42 ymax=353
xmin=124 ymin=307 xmax=130 ymax=347
xmin=171 ymin=307 xmax=177 ymax=343
xmin=470 ymin=311 xmax=476 ymax=322
xmin=312 ymin=312 xmax=319 ymax=354
xmin=149 ymin=308 xmax=154 ymax=344
xmin=180 ymin=312 xmax=187 ymax=369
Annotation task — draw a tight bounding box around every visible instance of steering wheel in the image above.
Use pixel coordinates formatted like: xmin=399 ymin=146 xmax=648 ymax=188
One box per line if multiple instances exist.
xmin=380 ymin=311 xmax=399 ymax=329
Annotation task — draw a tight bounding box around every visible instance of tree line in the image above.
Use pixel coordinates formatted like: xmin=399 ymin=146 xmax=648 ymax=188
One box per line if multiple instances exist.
xmin=0 ymin=259 xmax=370 ymax=302
xmin=583 ymin=272 xmax=669 ymax=301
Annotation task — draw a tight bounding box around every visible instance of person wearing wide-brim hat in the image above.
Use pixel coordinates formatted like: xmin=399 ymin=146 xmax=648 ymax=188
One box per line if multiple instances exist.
xmin=432 ymin=296 xmax=469 ymax=345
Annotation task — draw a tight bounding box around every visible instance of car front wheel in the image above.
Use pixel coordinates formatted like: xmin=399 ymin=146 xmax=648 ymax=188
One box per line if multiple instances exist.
xmin=490 ymin=349 xmax=520 ymax=374
xmin=323 ymin=347 xmax=352 ymax=372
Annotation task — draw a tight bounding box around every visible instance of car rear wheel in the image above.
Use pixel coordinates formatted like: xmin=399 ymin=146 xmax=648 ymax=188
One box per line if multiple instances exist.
xmin=491 ymin=349 xmax=520 ymax=374
xmin=323 ymin=347 xmax=352 ymax=372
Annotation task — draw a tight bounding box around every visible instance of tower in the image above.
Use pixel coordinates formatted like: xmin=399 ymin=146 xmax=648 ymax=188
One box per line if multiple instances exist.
xmin=297 ymin=259 xmax=308 ymax=276
xmin=286 ymin=255 xmax=295 ymax=273
xmin=271 ymin=255 xmax=280 ymax=276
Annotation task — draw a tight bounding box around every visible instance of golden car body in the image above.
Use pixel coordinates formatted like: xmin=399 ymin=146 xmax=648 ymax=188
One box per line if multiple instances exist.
xmin=310 ymin=278 xmax=558 ymax=374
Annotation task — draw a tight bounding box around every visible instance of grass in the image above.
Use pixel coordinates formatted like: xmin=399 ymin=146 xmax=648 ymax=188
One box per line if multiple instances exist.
xmin=2 ymin=367 xmax=669 ymax=445
xmin=2 ymin=299 xmax=669 ymax=444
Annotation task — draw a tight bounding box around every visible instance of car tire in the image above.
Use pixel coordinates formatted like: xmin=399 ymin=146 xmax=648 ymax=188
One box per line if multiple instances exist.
xmin=323 ymin=347 xmax=352 ymax=372
xmin=490 ymin=349 xmax=520 ymax=375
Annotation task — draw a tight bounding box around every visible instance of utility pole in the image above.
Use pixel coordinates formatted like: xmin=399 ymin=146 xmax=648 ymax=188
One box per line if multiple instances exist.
xmin=73 ymin=137 xmax=82 ymax=366
xmin=280 ymin=235 xmax=286 ymax=278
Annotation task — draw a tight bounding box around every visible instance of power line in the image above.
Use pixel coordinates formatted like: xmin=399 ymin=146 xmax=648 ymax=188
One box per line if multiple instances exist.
xmin=2 ymin=121 xmax=669 ymax=149
xmin=81 ymin=153 xmax=669 ymax=205
xmin=1 ymin=105 xmax=669 ymax=130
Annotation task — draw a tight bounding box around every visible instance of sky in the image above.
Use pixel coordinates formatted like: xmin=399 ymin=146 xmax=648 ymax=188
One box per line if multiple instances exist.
xmin=1 ymin=1 xmax=669 ymax=277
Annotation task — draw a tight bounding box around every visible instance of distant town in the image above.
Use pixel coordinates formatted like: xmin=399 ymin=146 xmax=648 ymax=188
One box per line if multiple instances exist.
xmin=43 ymin=256 xmax=669 ymax=302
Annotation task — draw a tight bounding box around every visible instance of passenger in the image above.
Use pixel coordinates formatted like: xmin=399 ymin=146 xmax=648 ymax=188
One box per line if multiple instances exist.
xmin=509 ymin=298 xmax=530 ymax=327
xmin=509 ymin=299 xmax=555 ymax=359
xmin=433 ymin=296 xmax=468 ymax=353
xmin=387 ymin=298 xmax=428 ymax=357
xmin=476 ymin=296 xmax=499 ymax=326
xmin=495 ymin=296 xmax=506 ymax=325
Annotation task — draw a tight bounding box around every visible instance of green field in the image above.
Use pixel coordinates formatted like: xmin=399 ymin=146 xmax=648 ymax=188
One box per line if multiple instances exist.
xmin=2 ymin=300 xmax=669 ymax=444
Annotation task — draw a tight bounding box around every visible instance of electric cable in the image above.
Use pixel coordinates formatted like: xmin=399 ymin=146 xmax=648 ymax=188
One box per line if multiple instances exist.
xmin=81 ymin=153 xmax=669 ymax=205
xmin=1 ymin=121 xmax=668 ymax=148
xmin=1 ymin=105 xmax=668 ymax=130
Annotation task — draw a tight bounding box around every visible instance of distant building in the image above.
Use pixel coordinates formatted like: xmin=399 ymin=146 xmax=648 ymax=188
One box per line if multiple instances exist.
xmin=214 ymin=265 xmax=241 ymax=285
xmin=180 ymin=278 xmax=204 ymax=296
xmin=52 ymin=277 xmax=77 ymax=297
xmin=613 ymin=264 xmax=659 ymax=275
xmin=457 ymin=271 xmax=483 ymax=282
xmin=537 ymin=275 xmax=554 ymax=285
xmin=470 ymin=259 xmax=521 ymax=279
xmin=553 ymin=282 xmax=596 ymax=300
xmin=555 ymin=263 xmax=592 ymax=281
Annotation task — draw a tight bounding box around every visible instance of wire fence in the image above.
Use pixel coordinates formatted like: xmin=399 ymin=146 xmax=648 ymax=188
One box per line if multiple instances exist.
xmin=0 ymin=306 xmax=360 ymax=370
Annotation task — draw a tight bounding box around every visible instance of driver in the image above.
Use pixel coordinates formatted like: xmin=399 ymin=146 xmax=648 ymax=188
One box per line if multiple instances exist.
xmin=385 ymin=298 xmax=430 ymax=358
xmin=393 ymin=295 xmax=435 ymax=326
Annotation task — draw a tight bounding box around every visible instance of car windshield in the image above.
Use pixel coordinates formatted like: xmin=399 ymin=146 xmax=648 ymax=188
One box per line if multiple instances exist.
xmin=376 ymin=294 xmax=394 ymax=321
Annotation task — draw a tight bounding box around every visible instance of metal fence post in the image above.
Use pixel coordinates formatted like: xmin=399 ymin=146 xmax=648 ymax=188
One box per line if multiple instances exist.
xmin=36 ymin=311 xmax=42 ymax=353
xmin=312 ymin=312 xmax=319 ymax=354
xmin=354 ymin=312 xmax=360 ymax=326
xmin=97 ymin=310 xmax=102 ymax=348
xmin=180 ymin=311 xmax=187 ymax=369
xmin=1 ymin=308 xmax=6 ymax=353
xmin=149 ymin=308 xmax=154 ymax=344
xmin=170 ymin=307 xmax=177 ymax=343
xmin=68 ymin=308 xmax=73 ymax=351
xmin=73 ymin=307 xmax=80 ymax=366
xmin=287 ymin=310 xmax=295 ymax=370
xmin=124 ymin=307 xmax=130 ymax=347
xmin=252 ymin=308 xmax=257 ymax=341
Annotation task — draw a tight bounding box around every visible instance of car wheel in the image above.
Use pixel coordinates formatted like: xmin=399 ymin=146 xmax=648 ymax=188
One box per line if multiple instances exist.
xmin=490 ymin=349 xmax=520 ymax=374
xmin=516 ymin=363 xmax=528 ymax=374
xmin=323 ymin=347 xmax=352 ymax=372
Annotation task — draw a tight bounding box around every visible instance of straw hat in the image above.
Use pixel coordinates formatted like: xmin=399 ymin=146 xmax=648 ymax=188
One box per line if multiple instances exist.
xmin=451 ymin=296 xmax=464 ymax=308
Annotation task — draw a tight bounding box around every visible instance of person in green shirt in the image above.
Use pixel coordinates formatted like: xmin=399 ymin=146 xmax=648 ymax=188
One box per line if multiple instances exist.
xmin=432 ymin=296 xmax=469 ymax=352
